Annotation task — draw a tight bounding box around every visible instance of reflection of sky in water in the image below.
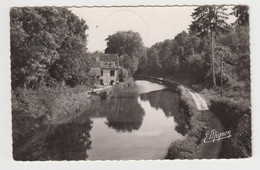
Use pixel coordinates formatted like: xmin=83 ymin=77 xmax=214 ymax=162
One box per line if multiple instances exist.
xmin=87 ymin=81 xmax=184 ymax=160
xmin=134 ymin=80 xmax=166 ymax=94
xmin=118 ymin=80 xmax=166 ymax=95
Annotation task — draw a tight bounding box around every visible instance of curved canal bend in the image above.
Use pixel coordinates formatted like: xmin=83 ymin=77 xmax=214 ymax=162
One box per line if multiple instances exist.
xmin=24 ymin=80 xmax=213 ymax=160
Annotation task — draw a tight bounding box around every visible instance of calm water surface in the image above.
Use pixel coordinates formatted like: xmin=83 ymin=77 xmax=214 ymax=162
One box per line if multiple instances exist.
xmin=87 ymin=80 xmax=185 ymax=160
xmin=23 ymin=80 xmax=188 ymax=160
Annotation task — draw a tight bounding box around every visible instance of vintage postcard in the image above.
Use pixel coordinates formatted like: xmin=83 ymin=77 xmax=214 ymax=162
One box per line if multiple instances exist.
xmin=9 ymin=5 xmax=252 ymax=162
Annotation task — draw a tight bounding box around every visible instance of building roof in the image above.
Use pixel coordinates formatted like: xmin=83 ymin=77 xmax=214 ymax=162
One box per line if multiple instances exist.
xmin=88 ymin=67 xmax=101 ymax=76
xmin=99 ymin=53 xmax=119 ymax=68
xmin=100 ymin=53 xmax=118 ymax=62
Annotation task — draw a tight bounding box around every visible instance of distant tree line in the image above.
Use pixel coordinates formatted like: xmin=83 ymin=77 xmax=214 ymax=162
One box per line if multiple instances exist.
xmin=136 ymin=5 xmax=250 ymax=88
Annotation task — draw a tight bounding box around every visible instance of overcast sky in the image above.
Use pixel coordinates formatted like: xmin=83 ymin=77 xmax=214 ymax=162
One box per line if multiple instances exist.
xmin=70 ymin=6 xmax=235 ymax=52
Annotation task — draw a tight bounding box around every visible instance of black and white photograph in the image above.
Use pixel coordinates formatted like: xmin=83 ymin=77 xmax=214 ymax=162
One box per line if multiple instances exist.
xmin=9 ymin=5 xmax=252 ymax=161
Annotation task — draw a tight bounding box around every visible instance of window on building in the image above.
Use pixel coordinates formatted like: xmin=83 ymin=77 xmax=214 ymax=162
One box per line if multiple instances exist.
xmin=101 ymin=70 xmax=103 ymax=76
xmin=100 ymin=79 xmax=103 ymax=85
xmin=110 ymin=70 xmax=115 ymax=76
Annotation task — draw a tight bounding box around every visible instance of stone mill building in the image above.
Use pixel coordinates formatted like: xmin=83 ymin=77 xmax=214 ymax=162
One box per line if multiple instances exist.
xmin=89 ymin=54 xmax=120 ymax=86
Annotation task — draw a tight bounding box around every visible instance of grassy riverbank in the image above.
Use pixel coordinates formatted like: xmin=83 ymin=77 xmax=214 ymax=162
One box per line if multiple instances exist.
xmin=165 ymin=85 xmax=223 ymax=159
xmin=12 ymin=85 xmax=97 ymax=159
xmin=177 ymin=81 xmax=251 ymax=158
xmin=200 ymin=86 xmax=251 ymax=158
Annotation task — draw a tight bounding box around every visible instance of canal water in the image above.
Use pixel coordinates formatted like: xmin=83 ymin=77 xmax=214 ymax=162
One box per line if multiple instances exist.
xmin=87 ymin=80 xmax=186 ymax=160
xmin=25 ymin=80 xmax=189 ymax=160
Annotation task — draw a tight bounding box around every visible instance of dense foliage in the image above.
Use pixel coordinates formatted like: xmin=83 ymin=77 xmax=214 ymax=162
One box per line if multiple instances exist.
xmin=231 ymin=5 xmax=249 ymax=26
xmin=10 ymin=5 xmax=250 ymax=96
xmin=189 ymin=6 xmax=229 ymax=87
xmin=10 ymin=7 xmax=90 ymax=89
xmin=11 ymin=5 xmax=251 ymax=160
xmin=105 ymin=30 xmax=147 ymax=76
xmin=138 ymin=5 xmax=250 ymax=89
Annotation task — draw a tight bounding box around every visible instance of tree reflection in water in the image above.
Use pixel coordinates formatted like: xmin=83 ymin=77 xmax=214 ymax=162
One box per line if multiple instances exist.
xmin=14 ymin=81 xmax=188 ymax=161
xmin=18 ymin=116 xmax=94 ymax=161
xmin=140 ymin=89 xmax=189 ymax=135
xmin=43 ymin=118 xmax=93 ymax=160
xmin=91 ymin=91 xmax=145 ymax=132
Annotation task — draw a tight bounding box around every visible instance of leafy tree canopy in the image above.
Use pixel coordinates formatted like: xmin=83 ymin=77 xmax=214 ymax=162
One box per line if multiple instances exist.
xmin=190 ymin=6 xmax=229 ymax=37
xmin=10 ymin=7 xmax=90 ymax=88
xmin=231 ymin=5 xmax=249 ymax=26
xmin=105 ymin=30 xmax=146 ymax=75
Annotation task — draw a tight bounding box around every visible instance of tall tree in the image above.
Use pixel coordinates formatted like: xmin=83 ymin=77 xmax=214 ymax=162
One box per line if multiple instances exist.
xmin=105 ymin=30 xmax=146 ymax=75
xmin=231 ymin=5 xmax=249 ymax=26
xmin=190 ymin=6 xmax=228 ymax=88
